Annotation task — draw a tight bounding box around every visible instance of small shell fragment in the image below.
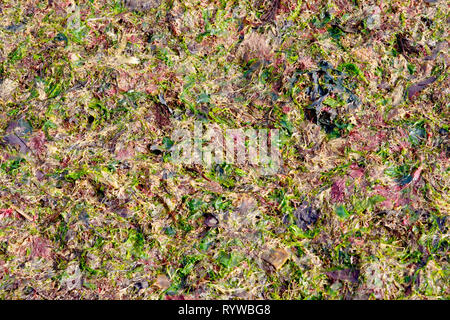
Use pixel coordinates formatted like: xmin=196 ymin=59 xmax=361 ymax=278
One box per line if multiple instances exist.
xmin=262 ymin=248 xmax=290 ymax=270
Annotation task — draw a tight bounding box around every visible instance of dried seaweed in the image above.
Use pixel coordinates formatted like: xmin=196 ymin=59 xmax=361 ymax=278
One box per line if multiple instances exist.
xmin=259 ymin=0 xmax=281 ymax=25
xmin=408 ymin=76 xmax=437 ymax=100
xmin=326 ymin=268 xmax=360 ymax=283
xmin=2 ymin=119 xmax=32 ymax=153
xmin=396 ymin=33 xmax=420 ymax=56
xmin=123 ymin=0 xmax=161 ymax=11
xmin=0 ymin=0 xmax=448 ymax=301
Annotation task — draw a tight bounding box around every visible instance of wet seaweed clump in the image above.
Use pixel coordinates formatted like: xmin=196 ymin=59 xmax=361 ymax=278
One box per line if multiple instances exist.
xmin=294 ymin=202 xmax=320 ymax=231
xmin=305 ymin=61 xmax=361 ymax=135
xmin=284 ymin=201 xmax=320 ymax=231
